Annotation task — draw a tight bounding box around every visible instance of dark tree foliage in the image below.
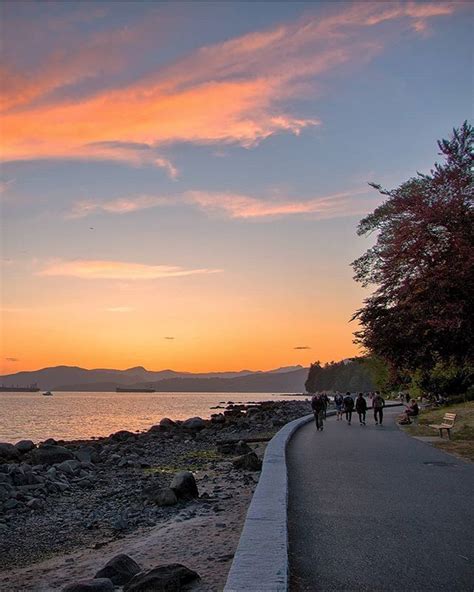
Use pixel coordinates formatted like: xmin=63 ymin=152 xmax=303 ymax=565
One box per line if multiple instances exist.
xmin=352 ymin=122 xmax=474 ymax=379
xmin=305 ymin=358 xmax=375 ymax=393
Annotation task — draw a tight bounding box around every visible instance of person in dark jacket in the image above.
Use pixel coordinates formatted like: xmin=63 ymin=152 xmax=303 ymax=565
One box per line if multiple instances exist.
xmin=322 ymin=393 xmax=330 ymax=419
xmin=355 ymin=392 xmax=367 ymax=425
xmin=373 ymin=392 xmax=386 ymax=425
xmin=343 ymin=392 xmax=354 ymax=425
xmin=311 ymin=394 xmax=325 ymax=431
xmin=334 ymin=392 xmax=344 ymax=421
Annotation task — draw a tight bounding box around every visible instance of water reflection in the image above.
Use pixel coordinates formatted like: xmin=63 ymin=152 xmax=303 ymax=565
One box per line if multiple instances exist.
xmin=0 ymin=391 xmax=304 ymax=442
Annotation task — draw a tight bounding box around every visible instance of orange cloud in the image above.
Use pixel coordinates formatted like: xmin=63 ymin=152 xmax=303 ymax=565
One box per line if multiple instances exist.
xmin=36 ymin=260 xmax=223 ymax=280
xmin=1 ymin=2 xmax=457 ymax=165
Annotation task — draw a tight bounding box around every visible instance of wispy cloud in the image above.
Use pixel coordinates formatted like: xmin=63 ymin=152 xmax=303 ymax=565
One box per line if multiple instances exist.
xmin=164 ymin=336 xmax=175 ymax=340
xmin=1 ymin=2 xmax=458 ymax=165
xmin=294 ymin=346 xmax=311 ymax=350
xmin=5 ymin=357 xmax=19 ymax=362
xmin=36 ymin=259 xmax=223 ymax=280
xmin=68 ymin=195 xmax=173 ymax=218
xmin=185 ymin=190 xmax=375 ymax=220
xmin=104 ymin=307 xmax=135 ymax=313
xmin=69 ymin=188 xmax=377 ymax=221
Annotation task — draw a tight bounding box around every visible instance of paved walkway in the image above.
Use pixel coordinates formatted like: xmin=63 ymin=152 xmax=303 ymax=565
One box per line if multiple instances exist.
xmin=287 ymin=407 xmax=474 ymax=591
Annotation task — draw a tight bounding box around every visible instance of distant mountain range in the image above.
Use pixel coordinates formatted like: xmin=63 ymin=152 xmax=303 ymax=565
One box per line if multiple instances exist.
xmin=0 ymin=365 xmax=308 ymax=393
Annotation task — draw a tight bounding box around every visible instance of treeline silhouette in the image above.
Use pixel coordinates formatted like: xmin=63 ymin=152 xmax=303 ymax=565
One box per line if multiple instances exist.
xmin=305 ymin=359 xmax=375 ymax=393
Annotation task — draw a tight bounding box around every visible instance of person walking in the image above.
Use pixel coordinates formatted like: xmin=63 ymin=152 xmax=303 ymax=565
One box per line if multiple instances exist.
xmin=355 ymin=392 xmax=367 ymax=425
xmin=334 ymin=392 xmax=344 ymax=421
xmin=311 ymin=393 xmax=325 ymax=431
xmin=343 ymin=392 xmax=354 ymax=425
xmin=373 ymin=391 xmax=386 ymax=425
xmin=322 ymin=393 xmax=330 ymax=419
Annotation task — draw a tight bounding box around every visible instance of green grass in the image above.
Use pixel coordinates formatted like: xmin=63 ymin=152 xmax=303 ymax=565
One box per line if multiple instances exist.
xmin=403 ymin=401 xmax=474 ymax=462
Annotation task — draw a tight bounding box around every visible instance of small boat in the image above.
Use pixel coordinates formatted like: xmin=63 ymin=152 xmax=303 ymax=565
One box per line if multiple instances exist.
xmin=42 ymin=391 xmax=53 ymax=396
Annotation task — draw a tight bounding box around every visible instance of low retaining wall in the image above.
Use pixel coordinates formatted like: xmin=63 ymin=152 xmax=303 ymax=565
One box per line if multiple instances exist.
xmin=224 ymin=411 xmax=333 ymax=591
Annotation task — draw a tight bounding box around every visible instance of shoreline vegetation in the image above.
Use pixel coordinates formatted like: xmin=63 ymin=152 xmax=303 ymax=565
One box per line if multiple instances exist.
xmin=0 ymin=399 xmax=311 ymax=591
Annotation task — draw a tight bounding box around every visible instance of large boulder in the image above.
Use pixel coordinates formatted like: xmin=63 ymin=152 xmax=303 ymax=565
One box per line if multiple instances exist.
xmin=30 ymin=445 xmax=74 ymax=465
xmin=181 ymin=417 xmax=206 ymax=431
xmin=56 ymin=459 xmax=82 ymax=475
xmin=0 ymin=443 xmax=20 ymax=462
xmin=75 ymin=446 xmax=100 ymax=464
xmin=95 ymin=554 xmax=141 ymax=585
xmin=232 ymin=452 xmax=262 ymax=471
xmin=159 ymin=418 xmax=176 ymax=429
xmin=62 ymin=579 xmax=114 ymax=592
xmin=124 ymin=564 xmax=199 ymax=592
xmin=142 ymin=485 xmax=178 ymax=506
xmin=109 ymin=430 xmax=136 ymax=442
xmin=15 ymin=440 xmax=35 ymax=454
xmin=170 ymin=471 xmax=199 ymax=500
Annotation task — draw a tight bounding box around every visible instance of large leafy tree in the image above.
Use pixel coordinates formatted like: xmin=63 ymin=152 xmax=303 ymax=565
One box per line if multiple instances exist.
xmin=352 ymin=122 xmax=474 ymax=384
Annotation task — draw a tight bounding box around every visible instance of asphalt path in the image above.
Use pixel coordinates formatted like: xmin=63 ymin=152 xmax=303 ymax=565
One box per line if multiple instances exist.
xmin=287 ymin=407 xmax=474 ymax=591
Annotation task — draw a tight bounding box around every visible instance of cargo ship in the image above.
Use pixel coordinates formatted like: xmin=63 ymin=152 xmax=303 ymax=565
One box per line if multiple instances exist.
xmin=0 ymin=383 xmax=40 ymax=392
xmin=116 ymin=386 xmax=156 ymax=393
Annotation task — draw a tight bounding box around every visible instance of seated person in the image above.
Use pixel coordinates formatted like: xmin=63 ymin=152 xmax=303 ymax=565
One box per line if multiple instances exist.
xmin=399 ymin=399 xmax=419 ymax=423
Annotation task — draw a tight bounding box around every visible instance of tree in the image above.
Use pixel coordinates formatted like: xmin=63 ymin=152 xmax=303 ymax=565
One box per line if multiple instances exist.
xmin=352 ymin=122 xmax=474 ymax=389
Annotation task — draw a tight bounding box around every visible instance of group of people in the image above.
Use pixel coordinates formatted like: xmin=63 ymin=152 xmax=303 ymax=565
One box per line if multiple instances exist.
xmin=310 ymin=391 xmax=386 ymax=431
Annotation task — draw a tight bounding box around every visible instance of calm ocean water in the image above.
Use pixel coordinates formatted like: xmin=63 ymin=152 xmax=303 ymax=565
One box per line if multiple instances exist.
xmin=0 ymin=391 xmax=304 ymax=443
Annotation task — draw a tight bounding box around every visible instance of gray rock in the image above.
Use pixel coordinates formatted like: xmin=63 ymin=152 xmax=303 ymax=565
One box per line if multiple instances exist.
xmin=124 ymin=564 xmax=199 ymax=592
xmin=217 ymin=440 xmax=252 ymax=455
xmin=110 ymin=430 xmax=136 ymax=442
xmin=76 ymin=478 xmax=94 ymax=489
xmin=45 ymin=466 xmax=58 ymax=480
xmin=4 ymin=498 xmax=20 ymax=510
xmin=15 ymin=440 xmax=35 ymax=454
xmin=211 ymin=413 xmax=226 ymax=424
xmin=142 ymin=485 xmax=178 ymax=506
xmin=0 ymin=443 xmax=20 ymax=462
xmin=30 ymin=445 xmax=74 ymax=465
xmin=95 ymin=554 xmax=141 ymax=585
xmin=26 ymin=498 xmax=44 ymax=510
xmin=63 ymin=578 xmax=114 ymax=592
xmin=182 ymin=417 xmax=206 ymax=431
xmin=75 ymin=446 xmax=100 ymax=464
xmin=112 ymin=508 xmax=130 ymax=531
xmin=232 ymin=452 xmax=262 ymax=471
xmin=0 ymin=483 xmax=14 ymax=501
xmin=42 ymin=438 xmax=57 ymax=446
xmin=56 ymin=459 xmax=81 ymax=475
xmin=159 ymin=418 xmax=176 ymax=429
xmin=170 ymin=471 xmax=199 ymax=499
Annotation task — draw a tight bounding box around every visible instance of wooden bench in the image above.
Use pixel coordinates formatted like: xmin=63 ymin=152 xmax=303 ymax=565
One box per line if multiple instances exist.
xmin=429 ymin=413 xmax=456 ymax=439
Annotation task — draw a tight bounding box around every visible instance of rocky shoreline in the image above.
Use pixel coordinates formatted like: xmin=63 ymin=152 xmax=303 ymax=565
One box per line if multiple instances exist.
xmin=0 ymin=399 xmax=311 ymax=591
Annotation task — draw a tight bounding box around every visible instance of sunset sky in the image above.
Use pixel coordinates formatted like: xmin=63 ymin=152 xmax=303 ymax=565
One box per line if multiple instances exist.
xmin=0 ymin=1 xmax=472 ymax=374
